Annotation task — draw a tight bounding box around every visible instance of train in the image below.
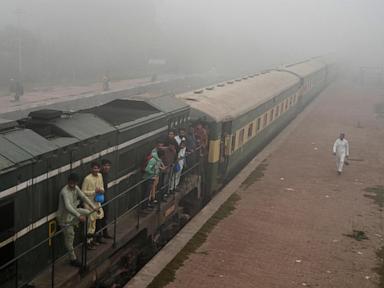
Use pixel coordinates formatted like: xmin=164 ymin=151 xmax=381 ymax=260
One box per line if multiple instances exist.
xmin=0 ymin=56 xmax=336 ymax=288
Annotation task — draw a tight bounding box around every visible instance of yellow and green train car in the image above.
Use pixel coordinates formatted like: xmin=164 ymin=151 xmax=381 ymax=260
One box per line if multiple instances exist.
xmin=178 ymin=57 xmax=334 ymax=195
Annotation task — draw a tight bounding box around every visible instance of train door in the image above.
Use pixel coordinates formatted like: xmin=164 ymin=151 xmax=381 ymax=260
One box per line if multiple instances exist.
xmin=219 ymin=121 xmax=232 ymax=181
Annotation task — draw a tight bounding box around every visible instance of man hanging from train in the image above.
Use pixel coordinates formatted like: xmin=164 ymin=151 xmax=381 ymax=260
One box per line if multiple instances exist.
xmin=57 ymin=173 xmax=99 ymax=267
xmin=175 ymin=127 xmax=187 ymax=145
xmin=162 ymin=138 xmax=178 ymax=198
xmin=333 ymin=133 xmax=349 ymax=175
xmin=194 ymin=122 xmax=208 ymax=156
xmin=82 ymin=162 xmax=105 ymax=249
xmin=95 ymin=159 xmax=113 ymax=241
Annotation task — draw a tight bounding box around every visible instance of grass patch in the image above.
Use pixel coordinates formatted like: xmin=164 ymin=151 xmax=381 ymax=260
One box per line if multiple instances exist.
xmin=375 ymin=247 xmax=384 ymax=287
xmin=344 ymin=230 xmax=369 ymax=241
xmin=147 ymin=193 xmax=241 ymax=288
xmin=240 ymin=160 xmax=268 ymax=190
xmin=364 ymin=186 xmax=384 ymax=207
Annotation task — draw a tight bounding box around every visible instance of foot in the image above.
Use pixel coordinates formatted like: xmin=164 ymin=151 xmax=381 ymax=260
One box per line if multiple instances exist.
xmin=91 ymin=240 xmax=100 ymax=246
xmin=87 ymin=243 xmax=96 ymax=250
xmin=103 ymin=234 xmax=113 ymax=239
xmin=96 ymin=238 xmax=107 ymax=244
xmin=153 ymin=199 xmax=158 ymax=204
xmin=70 ymin=259 xmax=82 ymax=267
xmin=337 ymin=171 xmax=341 ymax=175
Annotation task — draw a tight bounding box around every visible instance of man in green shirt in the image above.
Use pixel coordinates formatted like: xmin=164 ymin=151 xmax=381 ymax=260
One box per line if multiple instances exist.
xmin=57 ymin=173 xmax=98 ymax=267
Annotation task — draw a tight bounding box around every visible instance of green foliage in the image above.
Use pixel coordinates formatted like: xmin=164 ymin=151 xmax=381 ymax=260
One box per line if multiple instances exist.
xmin=240 ymin=160 xmax=268 ymax=190
xmin=364 ymin=185 xmax=384 ymax=207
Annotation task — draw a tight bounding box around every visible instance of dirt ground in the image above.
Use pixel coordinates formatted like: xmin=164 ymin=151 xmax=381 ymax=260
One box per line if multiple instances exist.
xmin=164 ymin=80 xmax=384 ymax=288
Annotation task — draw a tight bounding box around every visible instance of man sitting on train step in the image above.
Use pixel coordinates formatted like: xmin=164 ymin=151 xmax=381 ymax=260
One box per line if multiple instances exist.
xmin=57 ymin=173 xmax=99 ymax=267
xmin=82 ymin=162 xmax=105 ymax=249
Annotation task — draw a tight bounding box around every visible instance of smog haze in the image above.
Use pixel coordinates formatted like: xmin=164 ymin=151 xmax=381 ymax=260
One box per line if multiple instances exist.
xmin=0 ymin=0 xmax=383 ymax=86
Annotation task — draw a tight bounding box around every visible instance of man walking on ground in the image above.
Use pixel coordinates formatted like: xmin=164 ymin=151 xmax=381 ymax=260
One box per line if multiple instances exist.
xmin=333 ymin=133 xmax=349 ymax=175
xmin=57 ymin=173 xmax=98 ymax=267
xmin=9 ymin=78 xmax=23 ymax=102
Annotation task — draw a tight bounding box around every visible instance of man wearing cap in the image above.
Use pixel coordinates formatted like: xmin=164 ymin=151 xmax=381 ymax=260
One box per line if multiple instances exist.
xmin=333 ymin=133 xmax=349 ymax=175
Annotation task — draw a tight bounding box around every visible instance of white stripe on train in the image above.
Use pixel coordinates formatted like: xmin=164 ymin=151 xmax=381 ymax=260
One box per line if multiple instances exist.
xmin=0 ymin=126 xmax=167 ymax=248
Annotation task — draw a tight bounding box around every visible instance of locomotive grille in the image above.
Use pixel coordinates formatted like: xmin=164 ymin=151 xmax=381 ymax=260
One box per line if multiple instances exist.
xmin=83 ymin=99 xmax=161 ymax=125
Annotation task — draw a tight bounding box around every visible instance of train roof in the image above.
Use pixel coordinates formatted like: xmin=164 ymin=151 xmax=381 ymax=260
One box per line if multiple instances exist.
xmin=177 ymin=70 xmax=300 ymax=122
xmin=0 ymin=128 xmax=58 ymax=171
xmin=0 ymin=96 xmax=189 ymax=174
xmin=283 ymin=58 xmax=326 ymax=77
xmin=81 ymin=95 xmax=188 ymax=127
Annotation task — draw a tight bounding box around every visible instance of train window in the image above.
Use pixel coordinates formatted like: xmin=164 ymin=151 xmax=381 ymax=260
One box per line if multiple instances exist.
xmin=0 ymin=201 xmax=14 ymax=241
xmin=263 ymin=114 xmax=268 ymax=128
xmin=248 ymin=123 xmax=253 ymax=138
xmin=231 ymin=134 xmax=236 ymax=153
xmin=0 ymin=241 xmax=14 ymax=268
xmin=275 ymin=105 xmax=280 ymax=118
xmin=238 ymin=129 xmax=245 ymax=147
xmin=285 ymin=99 xmax=288 ymax=110
xmin=269 ymin=109 xmax=274 ymax=122
xmin=256 ymin=118 xmax=261 ymax=132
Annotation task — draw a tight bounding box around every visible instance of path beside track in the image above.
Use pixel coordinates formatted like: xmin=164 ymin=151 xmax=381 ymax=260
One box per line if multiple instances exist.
xmin=131 ymin=80 xmax=384 ymax=288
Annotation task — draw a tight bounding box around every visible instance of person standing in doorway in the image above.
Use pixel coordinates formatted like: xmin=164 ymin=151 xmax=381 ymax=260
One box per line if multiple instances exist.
xmin=333 ymin=133 xmax=349 ymax=175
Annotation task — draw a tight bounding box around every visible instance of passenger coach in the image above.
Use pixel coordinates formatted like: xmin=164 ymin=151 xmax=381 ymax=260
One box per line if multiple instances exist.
xmin=178 ymin=57 xmax=330 ymax=195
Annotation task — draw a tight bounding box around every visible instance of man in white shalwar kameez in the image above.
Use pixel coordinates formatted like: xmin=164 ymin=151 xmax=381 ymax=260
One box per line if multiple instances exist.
xmin=333 ymin=133 xmax=349 ymax=175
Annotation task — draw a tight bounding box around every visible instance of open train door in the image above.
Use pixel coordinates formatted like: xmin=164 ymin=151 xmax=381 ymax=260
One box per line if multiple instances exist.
xmin=218 ymin=121 xmax=232 ymax=182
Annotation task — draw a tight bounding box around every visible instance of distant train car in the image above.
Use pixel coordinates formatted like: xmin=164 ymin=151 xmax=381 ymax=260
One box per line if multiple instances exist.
xmin=178 ymin=58 xmax=330 ymax=195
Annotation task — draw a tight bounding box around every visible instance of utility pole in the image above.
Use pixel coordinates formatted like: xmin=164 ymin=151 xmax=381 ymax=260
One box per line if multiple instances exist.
xmin=14 ymin=8 xmax=23 ymax=82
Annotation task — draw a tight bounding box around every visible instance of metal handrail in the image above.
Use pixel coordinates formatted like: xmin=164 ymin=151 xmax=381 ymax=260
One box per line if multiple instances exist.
xmin=0 ymin=147 xmax=203 ymax=288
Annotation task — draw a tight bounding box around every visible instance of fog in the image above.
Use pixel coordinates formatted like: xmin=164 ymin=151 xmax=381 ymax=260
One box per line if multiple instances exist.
xmin=0 ymin=0 xmax=383 ymax=87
